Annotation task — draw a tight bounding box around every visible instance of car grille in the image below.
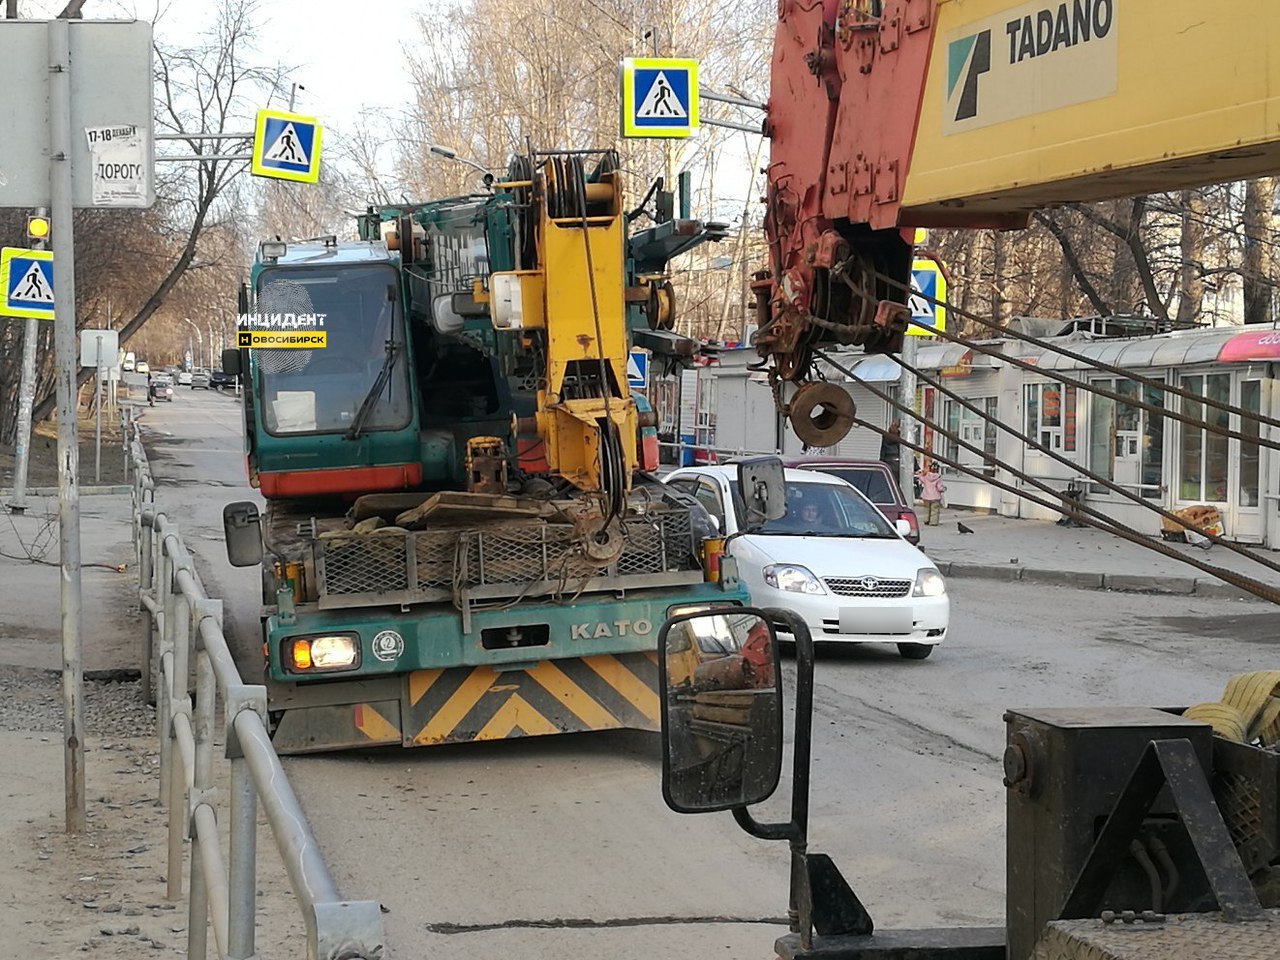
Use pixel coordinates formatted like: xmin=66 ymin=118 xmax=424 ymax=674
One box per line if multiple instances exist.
xmin=824 ymin=577 xmax=912 ymax=598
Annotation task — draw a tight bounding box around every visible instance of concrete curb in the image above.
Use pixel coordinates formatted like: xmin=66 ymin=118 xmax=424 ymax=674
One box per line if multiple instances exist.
xmin=948 ymin=562 xmax=1022 ymax=581
xmin=939 ymin=559 xmax=1265 ymax=602
xmin=1104 ymin=573 xmax=1195 ymax=595
xmin=1022 ymin=569 xmax=1105 ymax=589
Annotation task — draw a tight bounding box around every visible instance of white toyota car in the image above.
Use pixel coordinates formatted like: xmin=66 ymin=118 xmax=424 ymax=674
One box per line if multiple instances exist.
xmin=664 ymin=465 xmax=949 ymax=659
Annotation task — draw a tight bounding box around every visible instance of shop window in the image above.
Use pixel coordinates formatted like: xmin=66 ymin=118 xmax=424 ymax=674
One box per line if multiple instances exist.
xmin=1025 ymin=383 xmax=1074 ymax=451
xmin=943 ymin=397 xmax=998 ymax=478
xmin=1179 ymin=373 xmax=1230 ymax=502
xmin=1089 ymin=378 xmax=1163 ymax=498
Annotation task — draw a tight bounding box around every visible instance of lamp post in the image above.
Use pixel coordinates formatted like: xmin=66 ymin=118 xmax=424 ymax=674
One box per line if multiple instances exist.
xmin=180 ymin=317 xmax=203 ymax=370
xmin=429 ymin=145 xmax=494 ymax=187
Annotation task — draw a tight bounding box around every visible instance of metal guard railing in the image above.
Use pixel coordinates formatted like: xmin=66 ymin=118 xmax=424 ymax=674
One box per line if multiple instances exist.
xmin=122 ymin=406 xmax=387 ymax=960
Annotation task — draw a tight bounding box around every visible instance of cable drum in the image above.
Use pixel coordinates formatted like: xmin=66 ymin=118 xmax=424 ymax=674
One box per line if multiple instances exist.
xmin=254 ymin=278 xmax=319 ymax=375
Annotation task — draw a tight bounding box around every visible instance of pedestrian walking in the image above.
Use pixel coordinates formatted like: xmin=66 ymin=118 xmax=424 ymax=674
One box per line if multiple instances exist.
xmin=916 ymin=461 xmax=945 ymax=526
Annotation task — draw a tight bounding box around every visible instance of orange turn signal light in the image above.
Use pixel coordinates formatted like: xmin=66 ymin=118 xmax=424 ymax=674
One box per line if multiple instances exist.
xmin=290 ymin=639 xmax=313 ymax=671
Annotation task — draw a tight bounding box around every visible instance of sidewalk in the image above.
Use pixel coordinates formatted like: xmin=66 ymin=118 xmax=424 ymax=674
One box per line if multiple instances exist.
xmin=0 ymin=493 xmax=140 ymax=672
xmin=919 ymin=508 xmax=1280 ymax=601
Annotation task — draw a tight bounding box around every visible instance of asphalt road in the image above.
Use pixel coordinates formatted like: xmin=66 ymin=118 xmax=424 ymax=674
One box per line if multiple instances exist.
xmin=137 ymin=390 xmax=1279 ymax=959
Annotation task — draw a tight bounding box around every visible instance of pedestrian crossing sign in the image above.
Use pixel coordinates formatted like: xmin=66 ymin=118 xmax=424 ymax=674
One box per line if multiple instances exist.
xmin=0 ymin=247 xmax=55 ymax=321
xmin=906 ymin=259 xmax=947 ymax=337
xmin=626 ymin=348 xmax=649 ymax=389
xmin=621 ymin=58 xmax=699 ymax=138
xmin=251 ymin=108 xmax=322 ymax=183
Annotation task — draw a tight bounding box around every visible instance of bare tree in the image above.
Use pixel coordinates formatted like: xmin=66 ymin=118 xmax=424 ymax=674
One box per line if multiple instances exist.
xmin=17 ymin=0 xmax=283 ymax=428
xmin=1243 ymin=177 xmax=1277 ymax=324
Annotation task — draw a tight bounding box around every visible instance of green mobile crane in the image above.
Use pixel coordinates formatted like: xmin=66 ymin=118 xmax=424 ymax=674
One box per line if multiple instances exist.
xmin=221 ymin=150 xmax=746 ymax=753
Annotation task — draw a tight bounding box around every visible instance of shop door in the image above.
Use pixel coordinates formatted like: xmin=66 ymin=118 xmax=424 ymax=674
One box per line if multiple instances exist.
xmin=1231 ymin=379 xmax=1264 ymax=543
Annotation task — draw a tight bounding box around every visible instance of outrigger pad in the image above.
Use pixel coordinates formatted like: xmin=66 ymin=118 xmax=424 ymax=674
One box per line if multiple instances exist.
xmin=808 ymin=852 xmax=874 ymax=938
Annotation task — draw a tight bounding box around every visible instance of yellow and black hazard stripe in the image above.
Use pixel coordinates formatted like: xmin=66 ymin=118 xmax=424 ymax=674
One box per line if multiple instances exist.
xmin=403 ymin=652 xmax=661 ymax=746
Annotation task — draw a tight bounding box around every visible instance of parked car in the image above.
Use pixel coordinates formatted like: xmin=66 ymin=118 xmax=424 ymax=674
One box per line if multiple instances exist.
xmin=177 ymin=370 xmax=193 ymax=386
xmin=210 ymin=370 xmax=236 ymax=389
xmin=190 ymin=369 xmax=212 ymax=389
xmin=135 ymin=361 xmax=150 ymax=374
xmin=782 ymin=458 xmax=920 ymax=544
xmin=664 ymin=465 xmax=948 ymax=659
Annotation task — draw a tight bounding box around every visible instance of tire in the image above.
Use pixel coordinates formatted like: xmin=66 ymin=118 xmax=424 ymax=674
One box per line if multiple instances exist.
xmin=897 ymin=642 xmax=934 ymax=660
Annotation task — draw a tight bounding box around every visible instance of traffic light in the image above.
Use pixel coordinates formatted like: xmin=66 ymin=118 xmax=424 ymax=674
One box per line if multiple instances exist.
xmin=26 ymin=215 xmax=51 ymax=242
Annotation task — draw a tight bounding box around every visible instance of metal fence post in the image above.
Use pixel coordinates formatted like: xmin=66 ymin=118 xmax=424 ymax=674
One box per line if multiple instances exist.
xmin=188 ymin=834 xmax=207 ymax=960
xmin=122 ymin=408 xmax=131 ymax=484
xmin=138 ymin=517 xmax=154 ymax=706
xmin=227 ymin=758 xmax=257 ymax=960
xmin=157 ymin=545 xmax=173 ymax=807
xmin=166 ymin=582 xmax=191 ymax=902
xmin=188 ymin=649 xmax=218 ymax=960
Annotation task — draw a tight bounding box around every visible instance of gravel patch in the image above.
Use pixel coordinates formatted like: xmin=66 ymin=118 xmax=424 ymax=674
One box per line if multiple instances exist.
xmin=0 ymin=666 xmax=154 ymax=737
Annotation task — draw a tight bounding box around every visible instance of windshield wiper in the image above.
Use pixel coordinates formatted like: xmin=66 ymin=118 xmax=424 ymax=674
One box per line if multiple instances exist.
xmin=777 ymin=529 xmax=893 ymax=539
xmin=345 ymin=339 xmax=400 ymax=441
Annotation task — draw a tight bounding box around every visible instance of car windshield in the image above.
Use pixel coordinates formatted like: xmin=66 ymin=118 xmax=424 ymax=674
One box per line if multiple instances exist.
xmin=818 ymin=466 xmax=895 ymax=504
xmin=729 ymin=479 xmax=897 ymax=538
xmin=254 ymin=263 xmax=411 ymax=436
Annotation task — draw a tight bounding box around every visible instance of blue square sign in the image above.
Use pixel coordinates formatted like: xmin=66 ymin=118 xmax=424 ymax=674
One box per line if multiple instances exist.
xmin=0 ymin=248 xmax=55 ymax=320
xmin=906 ymin=259 xmax=947 ymax=336
xmin=252 ymin=109 xmax=323 ymax=183
xmin=626 ymin=349 xmax=649 ymax=389
xmin=622 ymin=58 xmax=699 ymax=138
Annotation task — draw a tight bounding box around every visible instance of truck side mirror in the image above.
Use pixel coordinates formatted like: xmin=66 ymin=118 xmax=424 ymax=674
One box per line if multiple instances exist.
xmin=223 ymin=501 xmax=263 ymax=568
xmin=659 ymin=609 xmax=784 ymax=813
xmin=736 ymin=456 xmax=787 ymax=532
xmin=895 ymin=518 xmax=912 ymax=538
xmin=221 ymin=348 xmax=242 ymax=377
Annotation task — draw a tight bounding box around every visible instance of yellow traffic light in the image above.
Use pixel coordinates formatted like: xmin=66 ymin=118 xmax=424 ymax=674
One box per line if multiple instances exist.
xmin=26 ymin=216 xmax=50 ymax=241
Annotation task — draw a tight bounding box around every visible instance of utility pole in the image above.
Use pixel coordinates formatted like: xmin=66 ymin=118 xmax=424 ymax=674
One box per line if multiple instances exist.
xmin=7 ymin=206 xmax=49 ymax=515
xmin=50 ymin=17 xmax=86 ymax=835
xmin=899 ymin=334 xmax=919 ymax=501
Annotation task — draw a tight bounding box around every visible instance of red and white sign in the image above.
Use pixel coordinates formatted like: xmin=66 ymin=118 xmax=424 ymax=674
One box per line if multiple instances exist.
xmin=1218 ymin=329 xmax=1280 ymax=363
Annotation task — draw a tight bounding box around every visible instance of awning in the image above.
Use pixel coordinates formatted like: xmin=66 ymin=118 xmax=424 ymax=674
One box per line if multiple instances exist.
xmin=847 ymin=354 xmax=901 ymax=382
xmin=1031 ymin=328 xmax=1241 ymax=370
xmin=915 ymin=342 xmax=971 ymax=371
xmin=1218 ymin=329 xmax=1280 ymax=362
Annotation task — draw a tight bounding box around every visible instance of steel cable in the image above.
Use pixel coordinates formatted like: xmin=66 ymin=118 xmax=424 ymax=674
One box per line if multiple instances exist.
xmin=890 ymin=352 xmax=1280 ymax=577
xmin=851 ymin=411 xmax=1280 ymax=604
xmin=837 ymin=270 xmax=1277 ymax=450
xmin=814 ymin=349 xmax=1280 ymax=604
xmin=863 ymin=265 xmax=1280 ymax=433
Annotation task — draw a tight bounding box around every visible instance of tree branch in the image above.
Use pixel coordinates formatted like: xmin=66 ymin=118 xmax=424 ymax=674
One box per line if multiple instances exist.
xmin=1032 ymin=211 xmax=1110 ymax=317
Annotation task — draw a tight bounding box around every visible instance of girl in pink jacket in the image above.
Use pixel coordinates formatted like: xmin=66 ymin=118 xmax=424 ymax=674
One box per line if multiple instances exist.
xmin=916 ymin=462 xmax=945 ymax=526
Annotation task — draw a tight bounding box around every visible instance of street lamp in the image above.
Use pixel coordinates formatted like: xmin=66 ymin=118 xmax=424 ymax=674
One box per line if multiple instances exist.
xmin=429 ymin=144 xmax=494 ymax=187
xmin=180 ymin=317 xmax=203 ymax=370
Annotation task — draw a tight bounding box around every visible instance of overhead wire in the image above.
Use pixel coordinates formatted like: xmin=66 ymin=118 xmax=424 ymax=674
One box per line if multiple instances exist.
xmin=812 ymin=348 xmax=1280 ymax=603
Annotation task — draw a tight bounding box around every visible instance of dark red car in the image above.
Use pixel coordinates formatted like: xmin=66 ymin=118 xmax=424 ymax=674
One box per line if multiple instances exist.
xmin=780 ymin=458 xmax=920 ymax=544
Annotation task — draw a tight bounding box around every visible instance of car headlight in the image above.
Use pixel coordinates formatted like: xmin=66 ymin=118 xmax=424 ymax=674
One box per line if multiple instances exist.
xmin=763 ymin=564 xmax=826 ymax=594
xmin=283 ymin=633 xmax=360 ymax=673
xmin=912 ymin=568 xmax=947 ymax=597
